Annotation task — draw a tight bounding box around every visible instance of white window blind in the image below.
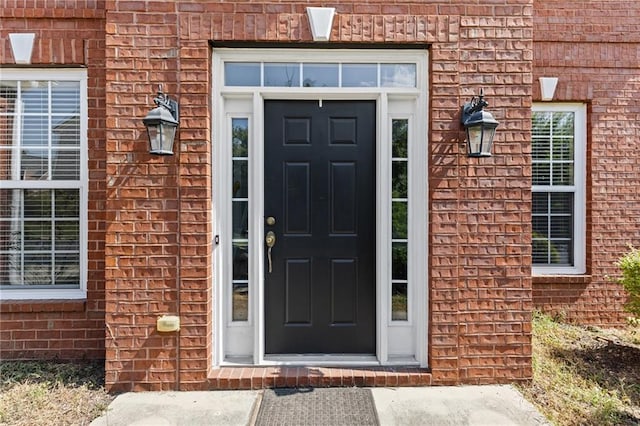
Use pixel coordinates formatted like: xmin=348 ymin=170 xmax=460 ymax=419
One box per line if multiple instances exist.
xmin=0 ymin=70 xmax=87 ymax=299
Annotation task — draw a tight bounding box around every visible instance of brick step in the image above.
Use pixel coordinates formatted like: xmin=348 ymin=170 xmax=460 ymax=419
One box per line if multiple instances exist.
xmin=207 ymin=367 xmax=432 ymax=390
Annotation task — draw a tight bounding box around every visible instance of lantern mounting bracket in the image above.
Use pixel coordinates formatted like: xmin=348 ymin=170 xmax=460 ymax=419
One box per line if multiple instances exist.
xmin=461 ymin=89 xmax=488 ymax=124
xmin=153 ymin=85 xmax=179 ymax=122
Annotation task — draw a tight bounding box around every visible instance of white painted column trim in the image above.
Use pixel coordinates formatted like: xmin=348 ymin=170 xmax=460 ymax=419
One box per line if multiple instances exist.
xmin=253 ymin=92 xmax=266 ymax=365
xmin=377 ymin=92 xmax=390 ymax=365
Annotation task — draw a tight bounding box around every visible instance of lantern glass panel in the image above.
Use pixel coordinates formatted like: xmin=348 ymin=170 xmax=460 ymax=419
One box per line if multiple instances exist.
xmin=467 ymin=125 xmax=482 ymax=155
xmin=481 ymin=127 xmax=495 ymax=155
xmin=160 ymin=123 xmax=177 ymax=153
xmin=147 ymin=124 xmax=161 ymax=152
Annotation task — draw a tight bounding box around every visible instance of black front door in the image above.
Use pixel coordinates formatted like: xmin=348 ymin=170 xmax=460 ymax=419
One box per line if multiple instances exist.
xmin=264 ymin=100 xmax=375 ymax=354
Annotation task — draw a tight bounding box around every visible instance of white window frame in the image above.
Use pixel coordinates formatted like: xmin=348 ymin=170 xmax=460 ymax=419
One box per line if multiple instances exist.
xmin=212 ymin=49 xmax=428 ymax=368
xmin=0 ymin=69 xmax=88 ymax=300
xmin=532 ymin=103 xmax=586 ymax=275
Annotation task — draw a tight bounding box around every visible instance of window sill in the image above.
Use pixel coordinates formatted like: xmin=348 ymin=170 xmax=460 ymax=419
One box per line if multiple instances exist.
xmin=0 ymin=288 xmax=86 ymax=301
xmin=0 ymin=299 xmax=86 ymax=313
xmin=532 ymin=275 xmax=592 ymax=285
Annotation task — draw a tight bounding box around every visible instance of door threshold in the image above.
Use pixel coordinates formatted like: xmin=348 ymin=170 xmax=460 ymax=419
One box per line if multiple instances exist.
xmin=262 ymin=354 xmax=379 ymax=366
xmin=221 ymin=354 xmax=421 ymax=367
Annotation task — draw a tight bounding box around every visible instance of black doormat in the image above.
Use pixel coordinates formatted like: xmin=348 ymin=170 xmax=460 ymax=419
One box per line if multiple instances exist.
xmin=254 ymin=387 xmax=379 ymax=426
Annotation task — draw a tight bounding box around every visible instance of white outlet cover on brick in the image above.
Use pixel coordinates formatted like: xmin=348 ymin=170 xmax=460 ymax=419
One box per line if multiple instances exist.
xmin=306 ymin=7 xmax=335 ymax=42
xmin=9 ymin=33 xmax=35 ymax=64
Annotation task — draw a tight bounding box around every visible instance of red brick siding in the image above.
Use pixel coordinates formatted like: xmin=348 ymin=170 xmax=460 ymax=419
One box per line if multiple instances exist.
xmin=532 ymin=0 xmax=639 ymax=326
xmin=102 ymin=0 xmax=532 ymax=391
xmin=3 ymin=0 xmax=635 ymax=391
xmin=0 ymin=3 xmax=106 ymax=360
xmin=0 ymin=301 xmax=103 ymax=359
xmin=0 ymin=0 xmax=535 ymax=390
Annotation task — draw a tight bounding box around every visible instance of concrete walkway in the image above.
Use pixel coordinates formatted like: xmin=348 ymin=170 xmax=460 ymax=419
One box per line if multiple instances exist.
xmin=91 ymin=385 xmax=549 ymax=426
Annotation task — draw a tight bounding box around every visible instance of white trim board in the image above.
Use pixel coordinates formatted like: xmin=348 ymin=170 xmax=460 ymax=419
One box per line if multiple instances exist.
xmin=212 ymin=49 xmax=429 ymax=368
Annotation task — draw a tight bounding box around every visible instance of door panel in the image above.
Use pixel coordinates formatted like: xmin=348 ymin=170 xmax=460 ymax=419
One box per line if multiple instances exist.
xmin=264 ymin=100 xmax=376 ymax=354
xmin=285 ymin=259 xmax=312 ymax=325
xmin=330 ymin=258 xmax=358 ymax=324
xmin=284 ymin=162 xmax=311 ymax=234
xmin=330 ymin=162 xmax=357 ymax=234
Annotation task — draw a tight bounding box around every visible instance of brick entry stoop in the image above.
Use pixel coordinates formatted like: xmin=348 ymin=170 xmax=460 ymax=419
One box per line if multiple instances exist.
xmin=208 ymin=367 xmax=432 ymax=390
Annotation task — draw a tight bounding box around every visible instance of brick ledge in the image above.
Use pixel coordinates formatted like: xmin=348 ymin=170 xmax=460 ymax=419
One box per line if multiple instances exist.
xmin=532 ymin=275 xmax=591 ymax=285
xmin=0 ymin=300 xmax=86 ymax=313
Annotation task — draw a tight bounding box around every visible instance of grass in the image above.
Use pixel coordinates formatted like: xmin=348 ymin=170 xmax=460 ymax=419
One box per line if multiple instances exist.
xmin=0 ymin=360 xmax=113 ymax=426
xmin=518 ymin=312 xmax=640 ymax=425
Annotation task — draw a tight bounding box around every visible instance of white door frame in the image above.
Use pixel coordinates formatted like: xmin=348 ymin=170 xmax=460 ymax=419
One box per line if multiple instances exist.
xmin=212 ymin=48 xmax=429 ymax=367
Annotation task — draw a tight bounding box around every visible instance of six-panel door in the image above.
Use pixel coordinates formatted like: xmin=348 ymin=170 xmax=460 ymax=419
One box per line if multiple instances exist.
xmin=264 ymin=100 xmax=376 ymax=354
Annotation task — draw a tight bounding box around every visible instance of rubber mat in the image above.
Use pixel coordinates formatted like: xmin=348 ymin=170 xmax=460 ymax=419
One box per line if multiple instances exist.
xmin=254 ymin=387 xmax=379 ymax=426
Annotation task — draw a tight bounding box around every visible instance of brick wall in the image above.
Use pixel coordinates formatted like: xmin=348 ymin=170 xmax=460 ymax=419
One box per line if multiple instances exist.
xmin=3 ymin=0 xmax=635 ymax=391
xmin=0 ymin=1 xmax=106 ymax=360
xmin=532 ymin=0 xmax=640 ymax=326
xmin=102 ymin=0 xmax=533 ymax=391
xmin=0 ymin=0 xmax=534 ymax=390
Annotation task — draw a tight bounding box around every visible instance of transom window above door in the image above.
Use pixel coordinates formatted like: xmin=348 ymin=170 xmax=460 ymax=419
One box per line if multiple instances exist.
xmin=224 ymin=62 xmax=417 ymax=88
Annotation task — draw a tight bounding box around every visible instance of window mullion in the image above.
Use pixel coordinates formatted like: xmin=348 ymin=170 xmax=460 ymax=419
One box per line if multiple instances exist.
xmin=47 ymin=83 xmax=54 ymax=285
xmin=12 ymin=81 xmax=22 ymax=181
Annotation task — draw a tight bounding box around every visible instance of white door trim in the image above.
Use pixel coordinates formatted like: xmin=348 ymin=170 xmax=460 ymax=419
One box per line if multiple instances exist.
xmin=212 ymin=48 xmax=429 ymax=368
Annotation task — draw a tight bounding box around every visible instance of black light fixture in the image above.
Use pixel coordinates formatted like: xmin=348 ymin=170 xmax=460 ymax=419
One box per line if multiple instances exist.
xmin=143 ymin=86 xmax=179 ymax=155
xmin=460 ymin=89 xmax=499 ymax=157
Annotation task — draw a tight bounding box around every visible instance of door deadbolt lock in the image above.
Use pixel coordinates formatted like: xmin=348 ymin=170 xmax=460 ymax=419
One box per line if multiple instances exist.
xmin=266 ymin=216 xmax=276 ymax=226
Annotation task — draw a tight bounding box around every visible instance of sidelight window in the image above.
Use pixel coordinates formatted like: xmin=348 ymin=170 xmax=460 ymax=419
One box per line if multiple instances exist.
xmin=231 ymin=118 xmax=249 ymax=321
xmin=391 ymin=119 xmax=409 ymax=321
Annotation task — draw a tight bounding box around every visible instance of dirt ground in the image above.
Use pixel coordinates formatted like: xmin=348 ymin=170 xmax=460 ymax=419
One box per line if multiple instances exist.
xmin=520 ymin=315 xmax=640 ymax=425
xmin=571 ymin=329 xmax=640 ymax=418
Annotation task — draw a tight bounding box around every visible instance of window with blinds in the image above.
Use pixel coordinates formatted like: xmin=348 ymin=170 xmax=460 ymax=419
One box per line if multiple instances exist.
xmin=0 ymin=71 xmax=87 ymax=298
xmin=532 ymin=104 xmax=586 ymax=274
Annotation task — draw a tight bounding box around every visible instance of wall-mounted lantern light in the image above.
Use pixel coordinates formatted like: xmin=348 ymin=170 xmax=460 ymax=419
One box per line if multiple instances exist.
xmin=460 ymin=89 xmax=499 ymax=157
xmin=142 ymin=86 xmax=179 ymax=155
